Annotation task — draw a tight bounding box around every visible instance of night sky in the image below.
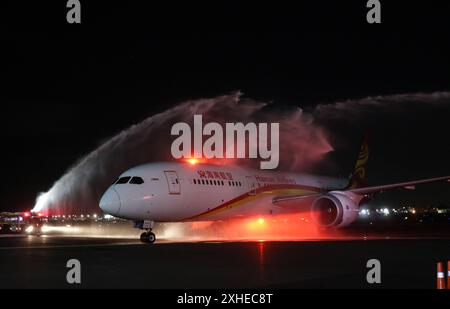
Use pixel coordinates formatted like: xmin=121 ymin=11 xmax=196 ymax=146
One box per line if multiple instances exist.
xmin=3 ymin=1 xmax=450 ymax=212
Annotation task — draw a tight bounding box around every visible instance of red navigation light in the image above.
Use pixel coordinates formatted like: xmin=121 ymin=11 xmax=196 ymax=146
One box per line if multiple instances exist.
xmin=23 ymin=212 xmax=31 ymax=218
xmin=37 ymin=212 xmax=44 ymax=217
xmin=187 ymin=158 xmax=198 ymax=165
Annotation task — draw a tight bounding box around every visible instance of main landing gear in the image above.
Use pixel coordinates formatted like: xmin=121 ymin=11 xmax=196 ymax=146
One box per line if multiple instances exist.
xmin=134 ymin=220 xmax=156 ymax=244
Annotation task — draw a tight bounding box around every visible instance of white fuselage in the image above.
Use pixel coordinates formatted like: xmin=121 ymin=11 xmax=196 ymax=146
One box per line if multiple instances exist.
xmin=99 ymin=162 xmax=347 ymax=222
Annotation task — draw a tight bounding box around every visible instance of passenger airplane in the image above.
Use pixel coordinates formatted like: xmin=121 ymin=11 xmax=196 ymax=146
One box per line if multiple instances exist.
xmin=99 ymin=137 xmax=450 ymax=243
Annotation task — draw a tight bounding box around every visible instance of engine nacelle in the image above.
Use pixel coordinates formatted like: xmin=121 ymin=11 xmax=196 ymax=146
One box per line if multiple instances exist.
xmin=311 ymin=191 xmax=362 ymax=228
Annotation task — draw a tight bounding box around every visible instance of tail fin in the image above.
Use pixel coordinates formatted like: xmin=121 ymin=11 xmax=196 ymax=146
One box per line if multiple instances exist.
xmin=347 ymin=134 xmax=370 ymax=189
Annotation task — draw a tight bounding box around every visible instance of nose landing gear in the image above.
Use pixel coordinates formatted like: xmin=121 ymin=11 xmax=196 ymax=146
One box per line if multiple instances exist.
xmin=140 ymin=231 xmax=156 ymax=243
xmin=134 ymin=220 xmax=156 ymax=244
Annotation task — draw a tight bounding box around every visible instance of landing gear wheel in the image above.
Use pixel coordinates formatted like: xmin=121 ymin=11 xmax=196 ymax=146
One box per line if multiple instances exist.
xmin=140 ymin=231 xmax=156 ymax=244
xmin=140 ymin=232 xmax=148 ymax=242
xmin=147 ymin=232 xmax=156 ymax=244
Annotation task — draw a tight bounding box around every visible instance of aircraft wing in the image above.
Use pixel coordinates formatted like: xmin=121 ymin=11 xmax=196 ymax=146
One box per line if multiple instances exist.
xmin=272 ymin=175 xmax=450 ymax=205
xmin=347 ymin=175 xmax=450 ymax=195
xmin=272 ymin=194 xmax=322 ymax=204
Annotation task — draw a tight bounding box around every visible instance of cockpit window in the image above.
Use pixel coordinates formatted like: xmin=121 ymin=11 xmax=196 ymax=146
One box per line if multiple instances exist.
xmin=130 ymin=177 xmax=144 ymax=185
xmin=116 ymin=176 xmax=131 ymax=184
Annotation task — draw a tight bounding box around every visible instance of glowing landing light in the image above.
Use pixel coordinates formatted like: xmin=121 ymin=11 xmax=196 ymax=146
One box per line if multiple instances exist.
xmin=25 ymin=225 xmax=34 ymax=233
xmin=245 ymin=217 xmax=268 ymax=232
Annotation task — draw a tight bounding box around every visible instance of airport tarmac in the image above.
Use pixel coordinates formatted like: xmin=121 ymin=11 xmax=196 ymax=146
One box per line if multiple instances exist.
xmin=1 ymin=234 xmax=449 ymax=289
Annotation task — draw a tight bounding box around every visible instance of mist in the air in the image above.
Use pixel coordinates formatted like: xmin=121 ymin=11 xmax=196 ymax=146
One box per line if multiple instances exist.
xmin=32 ymin=92 xmax=332 ymax=214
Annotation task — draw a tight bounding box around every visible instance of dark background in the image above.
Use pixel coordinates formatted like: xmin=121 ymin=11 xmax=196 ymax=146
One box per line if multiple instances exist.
xmin=3 ymin=1 xmax=450 ymax=212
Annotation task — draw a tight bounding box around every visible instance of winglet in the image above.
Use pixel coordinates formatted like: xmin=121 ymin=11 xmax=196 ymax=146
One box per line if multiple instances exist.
xmin=347 ymin=134 xmax=370 ymax=189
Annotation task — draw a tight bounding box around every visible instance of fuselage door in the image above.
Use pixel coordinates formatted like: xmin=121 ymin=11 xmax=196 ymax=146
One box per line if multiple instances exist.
xmin=164 ymin=171 xmax=181 ymax=195
xmin=246 ymin=176 xmax=257 ymax=196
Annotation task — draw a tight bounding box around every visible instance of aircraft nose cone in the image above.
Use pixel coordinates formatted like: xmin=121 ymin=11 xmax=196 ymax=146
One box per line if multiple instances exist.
xmin=99 ymin=188 xmax=121 ymax=215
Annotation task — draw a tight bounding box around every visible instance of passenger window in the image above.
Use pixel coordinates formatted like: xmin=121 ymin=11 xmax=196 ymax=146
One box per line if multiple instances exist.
xmin=202 ymin=179 xmax=205 ymax=185
xmin=116 ymin=176 xmax=131 ymax=184
xmin=193 ymin=179 xmax=196 ymax=185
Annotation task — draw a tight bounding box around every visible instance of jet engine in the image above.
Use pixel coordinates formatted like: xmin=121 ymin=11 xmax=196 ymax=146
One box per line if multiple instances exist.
xmin=311 ymin=191 xmax=362 ymax=228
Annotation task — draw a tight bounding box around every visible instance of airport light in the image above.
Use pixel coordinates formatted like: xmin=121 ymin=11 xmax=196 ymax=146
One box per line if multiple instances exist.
xmin=25 ymin=225 xmax=34 ymax=233
xmin=359 ymin=209 xmax=370 ymax=216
